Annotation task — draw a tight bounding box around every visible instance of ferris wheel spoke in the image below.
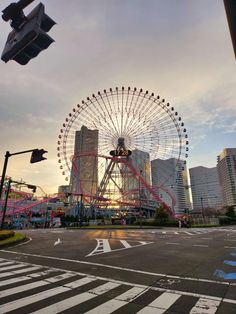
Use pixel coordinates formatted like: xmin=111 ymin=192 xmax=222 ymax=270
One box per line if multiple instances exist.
xmin=57 ymin=87 xmax=188 ymax=211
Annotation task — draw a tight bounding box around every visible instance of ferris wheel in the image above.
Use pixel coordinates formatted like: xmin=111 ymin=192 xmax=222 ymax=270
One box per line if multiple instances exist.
xmin=57 ymin=87 xmax=189 ymax=213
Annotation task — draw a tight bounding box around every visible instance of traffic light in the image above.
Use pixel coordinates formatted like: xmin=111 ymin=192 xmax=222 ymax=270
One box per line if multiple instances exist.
xmin=27 ymin=184 xmax=37 ymax=192
xmin=30 ymin=149 xmax=47 ymax=163
xmin=1 ymin=3 xmax=56 ymax=65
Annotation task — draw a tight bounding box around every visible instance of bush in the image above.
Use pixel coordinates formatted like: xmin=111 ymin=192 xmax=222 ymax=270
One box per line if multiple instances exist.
xmin=134 ymin=219 xmax=178 ymax=227
xmin=0 ymin=230 xmax=15 ymax=241
xmin=219 ymin=216 xmax=232 ymax=225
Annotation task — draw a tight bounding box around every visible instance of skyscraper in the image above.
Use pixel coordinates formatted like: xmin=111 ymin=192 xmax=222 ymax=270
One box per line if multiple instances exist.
xmin=217 ymin=148 xmax=236 ymax=207
xmin=151 ymin=158 xmax=189 ymax=213
xmin=70 ymin=125 xmax=98 ymax=197
xmin=124 ymin=149 xmax=151 ymax=201
xmin=189 ymin=166 xmax=223 ymax=211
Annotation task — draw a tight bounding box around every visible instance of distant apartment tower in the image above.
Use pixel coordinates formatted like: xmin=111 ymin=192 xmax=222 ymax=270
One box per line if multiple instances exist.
xmin=189 ymin=166 xmax=223 ymax=211
xmin=151 ymin=158 xmax=189 ymax=213
xmin=217 ymin=148 xmax=236 ymax=207
xmin=70 ymin=125 xmax=98 ymax=196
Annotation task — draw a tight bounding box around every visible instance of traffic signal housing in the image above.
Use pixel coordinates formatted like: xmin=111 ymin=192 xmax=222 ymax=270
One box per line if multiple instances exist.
xmin=1 ymin=3 xmax=56 ymax=65
xmin=30 ymin=149 xmax=47 ymax=163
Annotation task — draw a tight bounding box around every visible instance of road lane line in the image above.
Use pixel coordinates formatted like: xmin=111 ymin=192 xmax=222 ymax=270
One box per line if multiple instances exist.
xmin=1 ymin=250 xmax=233 ymax=286
xmin=192 ymin=245 xmax=209 ymax=247
xmin=189 ymin=298 xmax=220 ymax=313
xmin=224 ymin=246 xmax=236 ymax=249
xmin=166 ymin=242 xmax=180 ymax=245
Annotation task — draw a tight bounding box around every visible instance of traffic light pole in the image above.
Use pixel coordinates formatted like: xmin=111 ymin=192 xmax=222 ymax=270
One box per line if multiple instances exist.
xmin=0 ymin=148 xmax=46 ymax=202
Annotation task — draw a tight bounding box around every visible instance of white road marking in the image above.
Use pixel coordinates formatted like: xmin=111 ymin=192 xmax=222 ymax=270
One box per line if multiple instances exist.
xmin=0 ymin=280 xmax=49 ymax=298
xmin=1 ymin=250 xmax=234 ymax=286
xmin=0 ymin=264 xmax=27 ymax=271
xmin=0 ymin=261 xmax=16 ymax=267
xmin=86 ymin=239 xmax=153 ymax=256
xmin=148 ymin=291 xmax=181 ymax=309
xmin=0 ymin=266 xmax=42 ymax=278
xmin=7 ymin=237 xmax=32 ymax=248
xmin=189 ymin=298 xmax=221 ymax=314
xmin=166 ymin=242 xmax=180 ymax=245
xmin=64 ymin=276 xmax=96 ymax=288
xmin=0 ymin=286 xmax=70 ymax=313
xmin=31 ymin=282 xmax=121 ymax=314
xmin=224 ymin=246 xmax=236 ymax=249
xmin=192 ymin=245 xmax=209 ymax=248
xmin=120 ymin=240 xmax=132 ymax=248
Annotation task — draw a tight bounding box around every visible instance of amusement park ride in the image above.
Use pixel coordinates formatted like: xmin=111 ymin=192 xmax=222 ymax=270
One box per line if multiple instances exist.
xmin=57 ymin=87 xmax=189 ymax=217
xmin=0 ymin=87 xmax=189 ymax=226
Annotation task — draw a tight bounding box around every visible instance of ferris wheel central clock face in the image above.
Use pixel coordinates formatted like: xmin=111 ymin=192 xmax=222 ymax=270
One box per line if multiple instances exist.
xmin=110 ymin=149 xmax=132 ymax=157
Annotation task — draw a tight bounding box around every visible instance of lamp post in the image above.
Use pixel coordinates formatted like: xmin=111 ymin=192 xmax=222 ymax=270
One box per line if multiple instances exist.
xmin=139 ymin=170 xmax=143 ymax=228
xmin=200 ymin=197 xmax=205 ymax=221
xmin=79 ymin=193 xmax=83 ymax=228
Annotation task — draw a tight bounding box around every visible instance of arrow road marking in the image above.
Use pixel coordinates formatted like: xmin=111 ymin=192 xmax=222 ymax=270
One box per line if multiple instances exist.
xmin=86 ymin=239 xmax=153 ymax=257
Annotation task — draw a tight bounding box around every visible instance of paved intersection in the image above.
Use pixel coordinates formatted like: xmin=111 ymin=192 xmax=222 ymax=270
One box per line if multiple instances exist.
xmin=1 ymin=227 xmax=236 ymax=313
xmin=0 ymin=257 xmax=235 ymax=314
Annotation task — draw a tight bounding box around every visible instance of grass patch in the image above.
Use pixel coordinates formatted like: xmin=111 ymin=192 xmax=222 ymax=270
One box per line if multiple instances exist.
xmin=0 ymin=232 xmax=26 ymax=248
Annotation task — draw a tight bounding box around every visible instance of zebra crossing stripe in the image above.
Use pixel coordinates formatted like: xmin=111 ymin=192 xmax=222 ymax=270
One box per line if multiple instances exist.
xmin=0 ymin=266 xmax=49 ymax=279
xmin=136 ymin=291 xmax=182 ymax=314
xmin=64 ymin=276 xmax=96 ymax=288
xmin=0 ymin=263 xmax=27 ymax=271
xmin=0 ymin=261 xmax=16 ymax=267
xmin=0 ymin=280 xmax=49 ymax=298
xmin=0 ymin=286 xmax=71 ymax=313
xmin=30 ymin=282 xmax=121 ymax=314
xmin=189 ymin=298 xmax=220 ymax=314
xmin=45 ymin=272 xmax=76 ymax=283
xmin=84 ymin=287 xmax=146 ymax=314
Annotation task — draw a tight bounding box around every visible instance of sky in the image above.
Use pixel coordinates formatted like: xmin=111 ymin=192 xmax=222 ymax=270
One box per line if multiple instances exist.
xmin=0 ymin=0 xmax=235 ymax=195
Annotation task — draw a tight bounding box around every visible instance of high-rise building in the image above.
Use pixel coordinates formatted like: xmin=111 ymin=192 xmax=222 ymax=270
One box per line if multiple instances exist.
xmin=189 ymin=166 xmax=223 ymax=211
xmin=151 ymin=158 xmax=189 ymax=213
xmin=124 ymin=149 xmax=151 ymax=200
xmin=70 ymin=125 xmax=98 ymax=197
xmin=217 ymin=148 xmax=236 ymax=207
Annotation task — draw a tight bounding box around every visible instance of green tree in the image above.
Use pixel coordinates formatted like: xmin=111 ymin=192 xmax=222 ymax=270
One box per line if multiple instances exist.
xmin=225 ymin=206 xmax=236 ymax=219
xmin=155 ymin=206 xmax=169 ymax=220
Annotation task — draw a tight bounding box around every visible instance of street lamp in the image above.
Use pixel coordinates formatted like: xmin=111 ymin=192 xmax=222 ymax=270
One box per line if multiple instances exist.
xmin=139 ymin=170 xmax=143 ymax=228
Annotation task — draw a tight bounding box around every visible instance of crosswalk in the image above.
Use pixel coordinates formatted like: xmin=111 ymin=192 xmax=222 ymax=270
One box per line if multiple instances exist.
xmin=0 ymin=257 xmax=235 ymax=313
xmin=151 ymin=228 xmax=236 ymax=236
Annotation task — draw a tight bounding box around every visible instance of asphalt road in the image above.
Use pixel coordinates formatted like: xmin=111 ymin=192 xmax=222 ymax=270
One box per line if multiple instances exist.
xmin=0 ymin=226 xmax=236 ymax=313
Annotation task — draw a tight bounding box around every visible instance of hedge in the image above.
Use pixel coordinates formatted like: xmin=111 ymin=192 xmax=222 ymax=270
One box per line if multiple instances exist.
xmin=0 ymin=230 xmax=15 ymax=241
